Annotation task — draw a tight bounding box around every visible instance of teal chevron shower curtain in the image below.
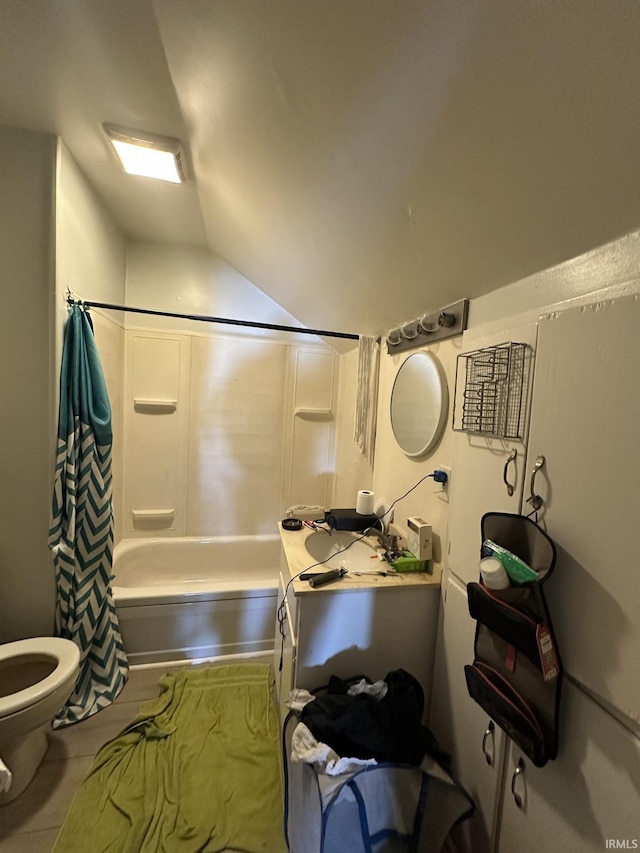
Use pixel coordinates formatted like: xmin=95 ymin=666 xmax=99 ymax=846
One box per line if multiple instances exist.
xmin=49 ymin=303 xmax=128 ymax=728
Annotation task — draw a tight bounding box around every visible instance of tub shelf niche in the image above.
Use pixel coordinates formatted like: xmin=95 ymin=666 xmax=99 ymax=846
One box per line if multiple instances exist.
xmin=131 ymin=508 xmax=176 ymax=529
xmin=133 ymin=398 xmax=177 ymax=414
xmin=293 ymin=407 xmax=333 ymax=420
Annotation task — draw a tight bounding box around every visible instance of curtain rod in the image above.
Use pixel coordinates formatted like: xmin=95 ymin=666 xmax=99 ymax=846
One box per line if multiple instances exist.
xmin=66 ymin=295 xmax=360 ymax=341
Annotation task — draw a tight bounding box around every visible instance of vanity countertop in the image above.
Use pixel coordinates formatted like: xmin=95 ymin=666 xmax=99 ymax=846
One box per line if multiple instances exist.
xmin=279 ymin=522 xmax=441 ymax=596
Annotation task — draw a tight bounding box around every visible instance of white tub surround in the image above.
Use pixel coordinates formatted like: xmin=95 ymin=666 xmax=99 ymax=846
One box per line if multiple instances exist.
xmin=274 ymin=523 xmax=441 ymax=721
xmin=112 ymin=536 xmax=279 ymax=665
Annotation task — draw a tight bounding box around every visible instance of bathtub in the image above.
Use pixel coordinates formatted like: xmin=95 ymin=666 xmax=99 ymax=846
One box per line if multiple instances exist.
xmin=112 ymin=536 xmax=280 ymax=666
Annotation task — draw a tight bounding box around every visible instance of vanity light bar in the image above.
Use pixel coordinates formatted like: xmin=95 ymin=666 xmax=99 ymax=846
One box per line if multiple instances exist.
xmin=386 ymin=299 xmax=469 ymax=354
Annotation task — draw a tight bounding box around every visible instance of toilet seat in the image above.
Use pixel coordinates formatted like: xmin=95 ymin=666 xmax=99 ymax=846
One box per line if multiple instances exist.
xmin=0 ymin=638 xmax=80 ymax=718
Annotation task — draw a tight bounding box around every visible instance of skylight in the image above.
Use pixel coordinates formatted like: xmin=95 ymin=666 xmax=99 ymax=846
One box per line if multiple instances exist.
xmin=103 ymin=124 xmax=187 ymax=184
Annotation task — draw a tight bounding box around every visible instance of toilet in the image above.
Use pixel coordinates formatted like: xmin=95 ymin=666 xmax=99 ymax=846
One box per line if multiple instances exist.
xmin=0 ymin=637 xmax=80 ymax=805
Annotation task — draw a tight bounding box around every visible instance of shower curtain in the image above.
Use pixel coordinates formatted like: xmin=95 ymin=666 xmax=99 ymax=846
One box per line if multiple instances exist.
xmin=49 ymin=304 xmax=128 ymax=728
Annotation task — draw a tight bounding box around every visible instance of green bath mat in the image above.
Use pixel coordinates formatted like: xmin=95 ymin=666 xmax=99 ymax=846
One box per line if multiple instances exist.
xmin=53 ymin=664 xmax=287 ymax=853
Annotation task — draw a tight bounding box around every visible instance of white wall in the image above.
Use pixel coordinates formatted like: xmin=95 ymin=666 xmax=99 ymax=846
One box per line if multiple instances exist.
xmin=55 ymin=143 xmax=126 ymax=322
xmin=125 ymin=240 xmax=316 ymax=344
xmin=469 ymin=229 xmax=640 ymax=329
xmin=0 ymin=130 xmax=126 ymax=643
xmin=0 ymin=125 xmax=56 ymax=642
xmin=372 ymin=339 xmax=459 ymax=565
xmin=334 ymin=336 xmax=457 ymax=568
xmin=55 ymin=141 xmax=127 ymax=540
xmin=362 ymin=226 xmax=640 ymax=576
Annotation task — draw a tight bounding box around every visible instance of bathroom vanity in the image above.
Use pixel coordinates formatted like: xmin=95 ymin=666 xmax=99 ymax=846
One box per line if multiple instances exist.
xmin=274 ymin=522 xmax=441 ymax=720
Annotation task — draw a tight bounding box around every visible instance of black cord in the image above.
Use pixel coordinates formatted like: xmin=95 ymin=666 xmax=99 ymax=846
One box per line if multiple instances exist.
xmin=276 ymin=470 xmax=441 ymax=670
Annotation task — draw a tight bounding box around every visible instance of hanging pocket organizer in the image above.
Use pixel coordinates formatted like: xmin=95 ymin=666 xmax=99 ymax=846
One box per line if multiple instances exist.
xmin=464 ymin=512 xmax=563 ymax=768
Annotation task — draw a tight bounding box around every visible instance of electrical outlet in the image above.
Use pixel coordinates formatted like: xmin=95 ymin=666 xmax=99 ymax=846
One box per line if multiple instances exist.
xmin=436 ymin=465 xmax=452 ymax=503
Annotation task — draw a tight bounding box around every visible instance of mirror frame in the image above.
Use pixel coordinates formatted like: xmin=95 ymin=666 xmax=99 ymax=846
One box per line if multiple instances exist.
xmin=389 ymin=352 xmax=448 ymax=457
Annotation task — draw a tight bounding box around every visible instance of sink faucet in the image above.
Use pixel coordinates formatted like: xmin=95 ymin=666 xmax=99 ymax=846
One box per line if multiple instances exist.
xmin=364 ymin=526 xmax=399 ymax=553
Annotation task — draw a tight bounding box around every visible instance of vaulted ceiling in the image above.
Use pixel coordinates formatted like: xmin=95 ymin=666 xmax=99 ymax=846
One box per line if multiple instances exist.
xmin=2 ymin=1 xmax=640 ymax=337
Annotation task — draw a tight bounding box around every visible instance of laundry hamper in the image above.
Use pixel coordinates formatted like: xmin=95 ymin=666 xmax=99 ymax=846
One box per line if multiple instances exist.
xmin=283 ymin=710 xmax=473 ymax=853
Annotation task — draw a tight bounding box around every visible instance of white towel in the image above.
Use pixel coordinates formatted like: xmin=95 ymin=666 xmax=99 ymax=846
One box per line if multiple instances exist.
xmin=291 ymin=722 xmax=377 ymax=776
xmin=285 ymin=688 xmax=316 ymax=712
xmin=353 ymin=335 xmax=380 ymax=464
xmin=0 ymin=755 xmax=12 ymax=793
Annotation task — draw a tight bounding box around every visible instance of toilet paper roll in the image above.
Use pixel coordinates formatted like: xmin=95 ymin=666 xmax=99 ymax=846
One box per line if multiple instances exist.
xmin=356 ymin=490 xmax=375 ymax=515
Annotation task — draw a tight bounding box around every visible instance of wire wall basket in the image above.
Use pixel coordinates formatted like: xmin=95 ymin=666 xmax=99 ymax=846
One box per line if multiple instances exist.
xmin=453 ymin=342 xmax=531 ymax=439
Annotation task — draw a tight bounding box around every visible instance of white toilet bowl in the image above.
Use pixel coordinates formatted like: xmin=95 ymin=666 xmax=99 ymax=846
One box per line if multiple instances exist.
xmin=0 ymin=637 xmax=80 ymax=805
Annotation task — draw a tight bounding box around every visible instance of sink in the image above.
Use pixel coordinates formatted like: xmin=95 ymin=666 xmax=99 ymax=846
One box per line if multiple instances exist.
xmin=304 ymin=530 xmax=383 ymax=573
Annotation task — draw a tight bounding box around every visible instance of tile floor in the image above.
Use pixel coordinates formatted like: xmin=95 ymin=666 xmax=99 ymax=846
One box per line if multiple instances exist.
xmin=0 ymin=658 xmax=271 ymax=852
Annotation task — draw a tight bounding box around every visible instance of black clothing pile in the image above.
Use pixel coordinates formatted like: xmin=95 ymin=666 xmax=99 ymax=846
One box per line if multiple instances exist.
xmin=300 ymin=669 xmax=450 ymax=769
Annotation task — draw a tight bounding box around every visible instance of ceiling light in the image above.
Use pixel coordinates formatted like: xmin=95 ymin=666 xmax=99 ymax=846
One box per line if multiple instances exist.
xmin=103 ymin=124 xmax=187 ymax=183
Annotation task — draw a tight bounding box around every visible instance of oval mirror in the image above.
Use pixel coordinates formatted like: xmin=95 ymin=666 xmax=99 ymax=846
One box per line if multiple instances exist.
xmin=390 ymin=352 xmax=448 ymax=457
